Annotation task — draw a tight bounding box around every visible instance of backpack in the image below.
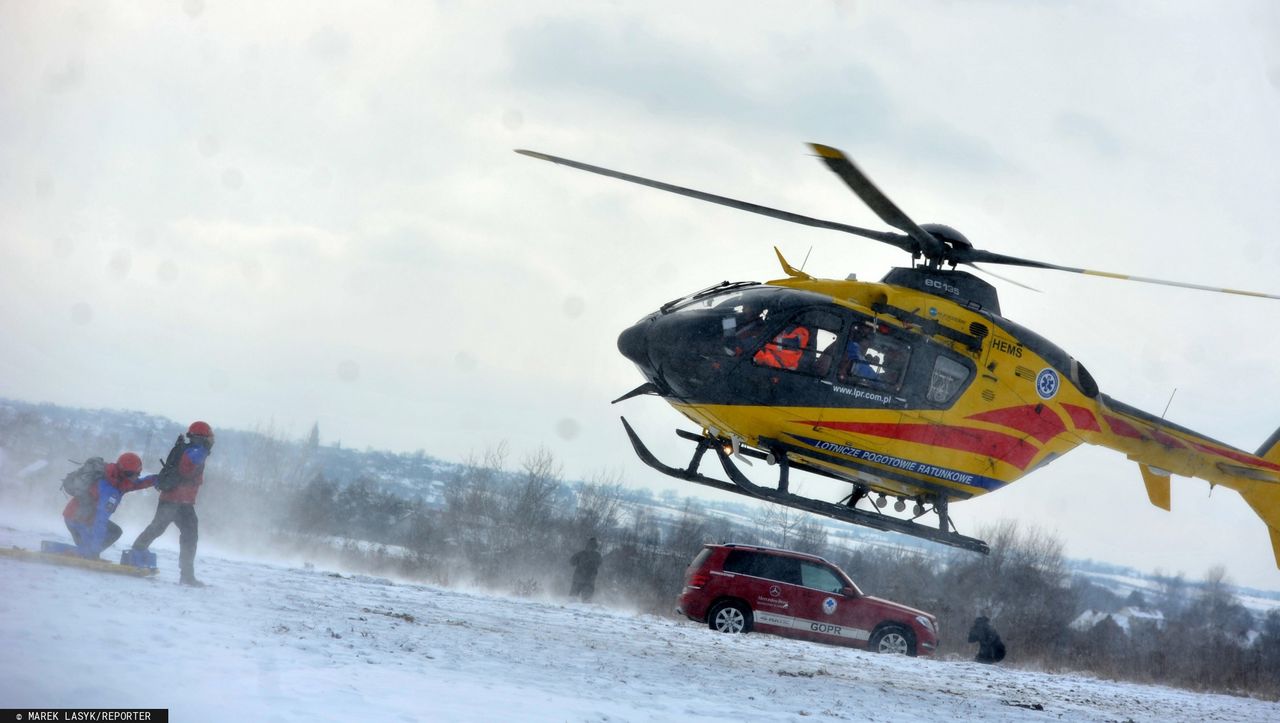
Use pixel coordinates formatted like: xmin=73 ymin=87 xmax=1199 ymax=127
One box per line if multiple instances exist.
xmin=61 ymin=457 xmax=106 ymax=498
xmin=154 ymin=435 xmax=189 ymax=492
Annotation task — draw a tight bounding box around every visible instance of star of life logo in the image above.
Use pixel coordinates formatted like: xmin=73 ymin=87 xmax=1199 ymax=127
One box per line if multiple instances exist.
xmin=1036 ymin=368 xmax=1059 ymax=400
xmin=823 ymin=597 xmax=838 ymax=615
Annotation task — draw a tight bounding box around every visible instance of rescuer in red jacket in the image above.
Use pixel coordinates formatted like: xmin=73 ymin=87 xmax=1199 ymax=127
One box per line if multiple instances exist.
xmin=62 ymin=452 xmax=153 ymax=558
xmin=130 ymin=421 xmax=214 ymax=586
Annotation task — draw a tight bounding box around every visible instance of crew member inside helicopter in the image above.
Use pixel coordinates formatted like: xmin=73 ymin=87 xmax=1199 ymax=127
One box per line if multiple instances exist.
xmin=840 ymin=323 xmax=880 ymax=381
xmin=753 ymin=321 xmax=813 ymax=371
xmin=839 ymin=323 xmax=911 ymax=386
xmin=726 ymin=302 xmax=771 ymax=358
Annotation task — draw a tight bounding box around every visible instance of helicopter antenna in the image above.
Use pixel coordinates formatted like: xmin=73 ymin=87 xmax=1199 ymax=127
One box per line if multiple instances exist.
xmin=1161 ymin=388 xmax=1178 ymax=419
xmin=800 ymin=246 xmax=813 ymax=272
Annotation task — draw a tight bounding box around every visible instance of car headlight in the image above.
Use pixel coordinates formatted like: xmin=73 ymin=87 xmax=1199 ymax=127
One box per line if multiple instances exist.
xmin=915 ymin=615 xmax=936 ymax=634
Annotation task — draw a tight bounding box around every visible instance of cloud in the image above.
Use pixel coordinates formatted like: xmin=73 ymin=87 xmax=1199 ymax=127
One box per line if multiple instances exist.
xmin=504 ymin=15 xmax=1005 ymax=173
xmin=1053 ymin=111 xmax=1126 ymax=158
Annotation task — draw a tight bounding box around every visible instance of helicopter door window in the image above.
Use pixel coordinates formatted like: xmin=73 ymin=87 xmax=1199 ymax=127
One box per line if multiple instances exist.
xmin=927 ymin=354 xmax=971 ymax=404
xmin=841 ymin=323 xmax=879 ymax=382
xmin=840 ymin=324 xmax=911 ymax=388
xmin=752 ymin=310 xmax=842 ymax=375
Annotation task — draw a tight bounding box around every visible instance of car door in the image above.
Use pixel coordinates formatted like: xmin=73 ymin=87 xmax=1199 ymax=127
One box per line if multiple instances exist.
xmin=790 ymin=561 xmax=867 ymax=648
xmin=827 ymin=568 xmax=883 ymax=647
xmin=721 ymin=550 xmax=794 ymax=633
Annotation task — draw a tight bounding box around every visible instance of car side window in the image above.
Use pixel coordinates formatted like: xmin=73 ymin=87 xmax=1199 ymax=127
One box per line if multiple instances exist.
xmin=723 ymin=550 xmax=755 ymax=575
xmin=722 ymin=550 xmax=802 ymax=585
xmin=756 ymin=555 xmax=801 ymax=585
xmin=799 ymin=562 xmax=844 ymax=594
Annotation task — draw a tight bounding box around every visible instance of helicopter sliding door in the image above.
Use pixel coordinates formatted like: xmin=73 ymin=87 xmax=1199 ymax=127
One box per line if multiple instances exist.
xmin=828 ymin=317 xmax=913 ymax=409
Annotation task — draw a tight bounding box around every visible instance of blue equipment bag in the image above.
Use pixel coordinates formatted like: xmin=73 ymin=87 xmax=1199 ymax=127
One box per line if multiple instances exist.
xmin=120 ymin=549 xmax=157 ymax=569
xmin=41 ymin=540 xmax=79 ymax=555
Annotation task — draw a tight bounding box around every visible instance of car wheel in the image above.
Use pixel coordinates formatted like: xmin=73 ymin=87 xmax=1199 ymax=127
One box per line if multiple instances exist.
xmin=870 ymin=625 xmax=915 ymax=656
xmin=707 ymin=600 xmax=752 ymax=634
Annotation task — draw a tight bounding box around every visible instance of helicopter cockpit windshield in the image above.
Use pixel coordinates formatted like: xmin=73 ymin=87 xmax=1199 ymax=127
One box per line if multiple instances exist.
xmin=667 ymin=284 xmax=782 ymax=315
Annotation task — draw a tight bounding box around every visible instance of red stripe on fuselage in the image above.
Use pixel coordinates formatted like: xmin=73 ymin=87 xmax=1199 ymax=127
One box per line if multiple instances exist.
xmin=1103 ymin=415 xmax=1144 ymax=440
xmin=802 ymin=421 xmax=1039 ymax=470
xmin=1149 ymin=429 xmax=1187 ymax=450
xmin=966 ymin=406 xmax=1066 ymax=445
xmin=1061 ymin=403 xmax=1101 ymax=432
xmin=1187 ymin=440 xmax=1280 ymax=472
xmin=1103 ymin=414 xmax=1280 ymax=472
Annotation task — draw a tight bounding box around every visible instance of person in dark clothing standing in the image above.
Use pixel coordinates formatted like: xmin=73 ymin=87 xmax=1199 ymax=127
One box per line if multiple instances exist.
xmin=569 ymin=537 xmax=602 ymax=601
xmin=131 ymin=421 xmax=214 ymax=586
xmin=968 ymin=615 xmax=1006 ymax=663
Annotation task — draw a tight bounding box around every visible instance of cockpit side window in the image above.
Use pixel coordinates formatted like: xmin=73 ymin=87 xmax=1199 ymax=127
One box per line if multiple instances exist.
xmin=751 ymin=309 xmax=842 ymax=376
xmin=839 ymin=321 xmax=911 ymax=389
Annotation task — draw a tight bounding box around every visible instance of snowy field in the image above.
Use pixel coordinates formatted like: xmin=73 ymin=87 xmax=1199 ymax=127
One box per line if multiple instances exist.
xmin=0 ymin=522 xmax=1276 ymax=723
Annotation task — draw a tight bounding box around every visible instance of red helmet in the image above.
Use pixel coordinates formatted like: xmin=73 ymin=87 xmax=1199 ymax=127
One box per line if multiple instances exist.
xmin=116 ymin=452 xmax=143 ymax=475
xmin=188 ymin=421 xmax=214 ymax=438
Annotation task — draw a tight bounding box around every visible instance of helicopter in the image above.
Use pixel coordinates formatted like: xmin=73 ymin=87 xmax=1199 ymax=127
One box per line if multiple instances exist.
xmin=516 ymin=143 xmax=1280 ymax=563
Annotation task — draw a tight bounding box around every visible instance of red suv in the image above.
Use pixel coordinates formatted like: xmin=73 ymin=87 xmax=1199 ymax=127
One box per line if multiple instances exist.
xmin=676 ymin=543 xmax=938 ymax=656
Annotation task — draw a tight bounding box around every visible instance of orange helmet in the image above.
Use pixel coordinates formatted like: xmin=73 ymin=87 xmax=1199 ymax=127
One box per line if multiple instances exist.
xmin=116 ymin=452 xmax=143 ymax=476
xmin=188 ymin=421 xmax=213 ymax=438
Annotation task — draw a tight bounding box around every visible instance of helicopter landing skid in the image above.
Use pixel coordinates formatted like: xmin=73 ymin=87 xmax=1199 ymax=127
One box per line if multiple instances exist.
xmin=620 ymin=417 xmax=990 ymax=555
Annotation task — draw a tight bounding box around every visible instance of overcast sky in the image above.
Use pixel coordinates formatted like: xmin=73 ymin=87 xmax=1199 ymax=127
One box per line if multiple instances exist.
xmin=3 ymin=1 xmax=1280 ymax=589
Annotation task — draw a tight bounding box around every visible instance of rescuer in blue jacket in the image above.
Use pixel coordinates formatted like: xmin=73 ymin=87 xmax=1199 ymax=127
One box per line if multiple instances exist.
xmin=61 ymin=452 xmax=154 ymax=558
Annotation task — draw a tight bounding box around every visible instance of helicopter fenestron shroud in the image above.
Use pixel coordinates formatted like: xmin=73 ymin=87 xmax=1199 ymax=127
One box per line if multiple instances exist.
xmin=516 ymin=144 xmax=1280 ymax=565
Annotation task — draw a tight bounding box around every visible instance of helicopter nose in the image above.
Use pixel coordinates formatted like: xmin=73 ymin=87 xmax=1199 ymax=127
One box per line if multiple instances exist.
xmin=617 ymin=322 xmax=651 ymax=368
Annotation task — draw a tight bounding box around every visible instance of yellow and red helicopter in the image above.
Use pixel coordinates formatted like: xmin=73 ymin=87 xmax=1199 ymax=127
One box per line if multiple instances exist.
xmin=517 ymin=143 xmax=1280 ymax=563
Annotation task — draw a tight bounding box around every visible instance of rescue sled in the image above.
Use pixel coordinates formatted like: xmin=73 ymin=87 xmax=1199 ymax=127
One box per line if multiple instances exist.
xmin=0 ymin=542 xmax=158 ymax=578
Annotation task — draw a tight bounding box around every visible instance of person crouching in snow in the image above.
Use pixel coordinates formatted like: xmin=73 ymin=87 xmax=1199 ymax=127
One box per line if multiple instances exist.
xmin=968 ymin=615 xmax=1006 ymax=664
xmin=62 ymin=452 xmax=153 ymax=559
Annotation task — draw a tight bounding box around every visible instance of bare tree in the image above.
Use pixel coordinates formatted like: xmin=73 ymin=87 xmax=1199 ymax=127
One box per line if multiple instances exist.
xmin=754 ymin=503 xmax=811 ymax=550
xmin=667 ymin=500 xmax=709 ymax=557
xmin=506 ymin=446 xmax=563 ymax=533
xmin=573 ymin=470 xmax=625 ymax=539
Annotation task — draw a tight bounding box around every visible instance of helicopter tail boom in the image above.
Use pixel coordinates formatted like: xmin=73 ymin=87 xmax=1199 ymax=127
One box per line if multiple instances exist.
xmin=1090 ymin=397 xmax=1280 ymax=567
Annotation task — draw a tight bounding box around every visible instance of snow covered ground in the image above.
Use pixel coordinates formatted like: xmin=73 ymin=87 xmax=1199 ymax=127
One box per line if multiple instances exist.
xmin=1 ymin=522 xmax=1276 ymax=723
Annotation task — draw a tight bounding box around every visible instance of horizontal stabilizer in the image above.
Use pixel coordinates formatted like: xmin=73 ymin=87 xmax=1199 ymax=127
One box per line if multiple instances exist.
xmin=1139 ymin=464 xmax=1171 ymax=511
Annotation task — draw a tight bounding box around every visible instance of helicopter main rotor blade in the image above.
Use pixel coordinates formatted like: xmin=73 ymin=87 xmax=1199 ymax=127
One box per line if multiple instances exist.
xmin=808 ymin=143 xmax=946 ymax=259
xmin=962 ymin=249 xmax=1280 ymax=300
xmin=965 ymin=263 xmax=1042 ymax=293
xmin=515 ymin=149 xmax=914 ymax=253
